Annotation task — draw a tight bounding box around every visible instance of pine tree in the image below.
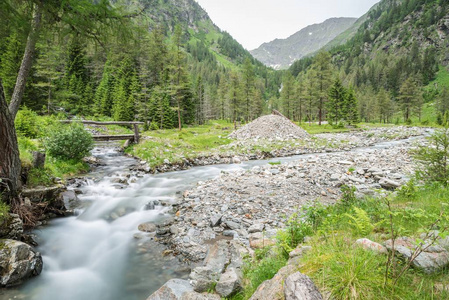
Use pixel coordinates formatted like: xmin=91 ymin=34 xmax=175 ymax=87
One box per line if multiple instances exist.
xmin=228 ymin=72 xmax=242 ymax=129
xmin=242 ymin=57 xmax=255 ymax=122
xmin=398 ymin=76 xmax=421 ymax=122
xmin=194 ymin=75 xmax=205 ymax=125
xmin=377 ymin=88 xmax=393 ymax=123
xmin=251 ymin=88 xmax=264 ymax=119
xmin=437 ymin=87 xmax=449 ymax=116
xmin=32 ymin=40 xmax=63 ymax=114
xmin=95 ymin=62 xmax=115 ymax=116
xmin=304 ymin=68 xmax=318 ymax=124
xmin=344 ymin=88 xmax=358 ymax=125
xmin=311 ymin=51 xmax=333 ymax=125
xmin=169 ymin=24 xmax=192 ymax=130
xmin=280 ymin=71 xmax=295 ymax=119
xmin=327 ymin=78 xmax=347 ymax=125
xmin=0 ymin=32 xmax=22 ymax=101
xmin=217 ymin=76 xmax=228 ymax=120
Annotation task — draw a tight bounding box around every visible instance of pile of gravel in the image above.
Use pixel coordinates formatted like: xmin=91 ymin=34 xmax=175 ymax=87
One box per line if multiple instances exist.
xmin=229 ymin=114 xmax=309 ymax=140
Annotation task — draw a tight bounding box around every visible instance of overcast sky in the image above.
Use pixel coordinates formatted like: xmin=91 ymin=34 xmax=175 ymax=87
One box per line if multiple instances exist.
xmin=194 ymin=0 xmax=381 ymax=50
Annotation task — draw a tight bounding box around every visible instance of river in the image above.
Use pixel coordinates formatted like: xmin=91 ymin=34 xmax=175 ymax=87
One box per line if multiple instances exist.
xmin=8 ymin=135 xmax=423 ymax=300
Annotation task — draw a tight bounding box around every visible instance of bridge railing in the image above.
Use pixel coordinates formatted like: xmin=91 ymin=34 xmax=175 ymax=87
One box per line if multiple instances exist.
xmin=61 ymin=120 xmax=144 ymax=143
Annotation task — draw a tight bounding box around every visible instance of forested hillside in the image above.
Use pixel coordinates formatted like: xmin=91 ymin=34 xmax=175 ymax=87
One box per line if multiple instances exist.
xmin=286 ymin=0 xmax=449 ymax=125
xmin=0 ymin=0 xmax=282 ymax=130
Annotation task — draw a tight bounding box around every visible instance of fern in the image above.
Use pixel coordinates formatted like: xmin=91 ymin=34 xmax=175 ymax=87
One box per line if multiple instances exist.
xmin=345 ymin=207 xmax=375 ymax=236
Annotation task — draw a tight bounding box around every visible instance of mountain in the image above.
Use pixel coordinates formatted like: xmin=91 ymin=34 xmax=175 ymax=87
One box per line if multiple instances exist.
xmin=321 ymin=8 xmax=375 ymax=51
xmin=250 ymin=17 xmax=357 ymax=70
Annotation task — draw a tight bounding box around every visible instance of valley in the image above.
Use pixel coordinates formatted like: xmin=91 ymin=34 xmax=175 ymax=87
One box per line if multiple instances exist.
xmin=1 ymin=0 xmax=449 ymax=299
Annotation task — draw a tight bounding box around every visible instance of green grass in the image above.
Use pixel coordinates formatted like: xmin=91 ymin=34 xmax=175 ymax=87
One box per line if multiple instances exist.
xmin=429 ymin=66 xmax=449 ymax=89
xmin=299 ymin=123 xmax=358 ymax=134
xmin=128 ymin=120 xmax=235 ymax=167
xmin=232 ymin=183 xmax=449 ymax=300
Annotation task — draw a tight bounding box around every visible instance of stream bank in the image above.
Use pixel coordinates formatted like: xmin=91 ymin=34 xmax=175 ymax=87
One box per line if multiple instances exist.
xmin=0 ymin=127 xmax=430 ymax=299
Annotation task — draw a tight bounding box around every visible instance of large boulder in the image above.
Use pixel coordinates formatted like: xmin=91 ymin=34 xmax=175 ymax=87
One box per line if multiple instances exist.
xmin=147 ymin=279 xmax=193 ymax=300
xmin=215 ymin=267 xmax=242 ymax=297
xmin=249 ymin=265 xmax=296 ymax=300
xmin=385 ymin=237 xmax=449 ymax=274
xmin=283 ymin=272 xmax=323 ymax=300
xmin=0 ymin=239 xmax=43 ymax=286
xmin=0 ymin=214 xmax=23 ymax=240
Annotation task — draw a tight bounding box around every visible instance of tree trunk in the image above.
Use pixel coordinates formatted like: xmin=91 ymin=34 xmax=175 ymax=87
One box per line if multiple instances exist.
xmin=0 ymin=81 xmax=21 ymax=202
xmin=9 ymin=1 xmax=43 ymax=119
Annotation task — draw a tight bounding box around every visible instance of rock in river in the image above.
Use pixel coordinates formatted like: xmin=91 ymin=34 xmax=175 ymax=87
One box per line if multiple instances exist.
xmin=0 ymin=239 xmax=43 ymax=287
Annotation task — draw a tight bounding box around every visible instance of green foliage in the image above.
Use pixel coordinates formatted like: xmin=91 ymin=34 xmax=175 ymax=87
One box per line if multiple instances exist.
xmin=15 ymin=107 xmax=39 ymax=138
xmin=277 ymin=211 xmax=312 ymax=254
xmin=0 ymin=196 xmax=10 ymax=223
xmin=413 ymin=126 xmax=449 ymax=185
xmin=233 ymin=248 xmax=287 ymax=300
xmin=340 ymin=184 xmax=357 ymax=207
xmin=44 ymin=123 xmax=93 ymax=161
xmin=397 ymin=179 xmax=418 ymax=200
xmin=345 ymin=207 xmax=375 ymax=236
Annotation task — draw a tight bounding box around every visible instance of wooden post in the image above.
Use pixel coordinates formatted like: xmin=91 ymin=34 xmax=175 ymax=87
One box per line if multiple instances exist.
xmin=133 ymin=124 xmax=140 ymax=144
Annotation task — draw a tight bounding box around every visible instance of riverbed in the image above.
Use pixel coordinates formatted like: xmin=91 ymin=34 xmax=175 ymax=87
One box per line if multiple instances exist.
xmin=4 ymin=129 xmax=428 ymax=300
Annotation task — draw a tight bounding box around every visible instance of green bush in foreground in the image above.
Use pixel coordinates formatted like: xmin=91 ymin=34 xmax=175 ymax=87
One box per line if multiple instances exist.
xmin=45 ymin=124 xmax=94 ymax=161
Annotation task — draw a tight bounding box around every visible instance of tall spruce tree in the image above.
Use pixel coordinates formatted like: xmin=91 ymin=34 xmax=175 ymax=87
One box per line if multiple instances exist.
xmin=0 ymin=31 xmax=22 ymax=101
xmin=280 ymin=71 xmax=295 ymax=119
xmin=344 ymin=87 xmax=358 ymax=125
xmin=311 ymin=51 xmax=333 ymax=125
xmin=398 ymin=76 xmax=421 ymax=122
xmin=327 ymin=78 xmax=347 ymax=125
xmin=242 ymin=57 xmax=255 ymax=122
xmin=228 ymin=72 xmax=242 ymax=129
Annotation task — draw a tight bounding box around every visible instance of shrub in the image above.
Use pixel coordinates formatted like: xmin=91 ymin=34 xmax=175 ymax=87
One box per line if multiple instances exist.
xmin=45 ymin=124 xmax=94 ymax=161
xmin=15 ymin=107 xmax=39 ymax=138
xmin=413 ymin=127 xmax=449 ymax=185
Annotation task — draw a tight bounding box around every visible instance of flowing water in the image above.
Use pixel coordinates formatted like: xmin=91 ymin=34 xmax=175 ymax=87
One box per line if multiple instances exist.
xmin=6 ymin=136 xmax=424 ymax=300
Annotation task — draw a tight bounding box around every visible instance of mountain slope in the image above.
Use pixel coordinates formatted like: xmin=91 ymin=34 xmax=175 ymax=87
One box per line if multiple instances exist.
xmin=250 ymin=17 xmax=357 ymax=70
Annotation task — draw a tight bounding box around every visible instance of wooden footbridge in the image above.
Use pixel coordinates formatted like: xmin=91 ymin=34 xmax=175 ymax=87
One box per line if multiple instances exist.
xmin=61 ymin=120 xmax=144 ymax=143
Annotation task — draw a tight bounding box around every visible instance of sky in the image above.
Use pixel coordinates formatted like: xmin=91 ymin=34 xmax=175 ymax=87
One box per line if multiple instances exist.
xmin=194 ymin=0 xmax=381 ymax=50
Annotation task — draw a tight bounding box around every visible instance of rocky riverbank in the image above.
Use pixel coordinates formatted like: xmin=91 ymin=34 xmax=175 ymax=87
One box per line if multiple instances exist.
xmin=142 ymin=128 xmax=428 ymax=299
xmin=130 ymin=126 xmax=429 ymax=175
xmin=150 ymin=139 xmax=417 ymax=263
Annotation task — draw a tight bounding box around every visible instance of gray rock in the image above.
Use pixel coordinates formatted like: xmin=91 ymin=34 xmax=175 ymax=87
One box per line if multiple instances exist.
xmin=138 ymin=222 xmax=157 ymax=233
xmin=284 ymin=272 xmax=323 ymax=300
xmin=225 ymin=220 xmax=240 ymax=230
xmin=385 ymin=237 xmax=449 ymax=274
xmin=210 ymin=214 xmax=222 ymax=227
xmin=249 ymin=232 xmax=276 ymax=249
xmin=32 ymin=151 xmax=46 ymax=169
xmin=180 ymin=291 xmax=221 ymax=300
xmin=330 ymin=174 xmax=340 ymax=181
xmin=189 ymin=267 xmax=218 ymax=293
xmin=249 ymin=265 xmax=295 ymax=300
xmin=62 ymin=190 xmax=81 ymax=210
xmin=379 ymin=178 xmax=401 ymax=189
xmin=0 ymin=214 xmax=23 ymax=240
xmin=248 ymin=223 xmax=265 ymax=233
xmin=216 ymin=267 xmax=242 ymax=297
xmin=356 ymin=238 xmax=387 ymax=254
xmin=204 ymin=240 xmax=230 ymax=274
xmin=289 ymin=246 xmax=312 ymax=259
xmin=0 ymin=239 xmax=43 ymax=287
xmin=147 ymin=279 xmax=193 ymax=300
